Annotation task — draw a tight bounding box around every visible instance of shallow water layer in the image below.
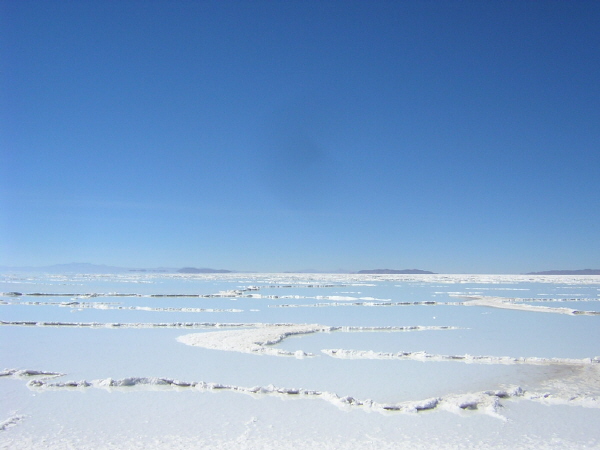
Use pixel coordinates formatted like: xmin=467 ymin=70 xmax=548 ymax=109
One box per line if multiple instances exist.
xmin=1 ymin=273 xmax=600 ymax=448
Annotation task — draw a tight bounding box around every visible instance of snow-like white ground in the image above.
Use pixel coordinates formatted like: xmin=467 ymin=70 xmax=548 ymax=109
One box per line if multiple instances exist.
xmin=1 ymin=273 xmax=600 ymax=448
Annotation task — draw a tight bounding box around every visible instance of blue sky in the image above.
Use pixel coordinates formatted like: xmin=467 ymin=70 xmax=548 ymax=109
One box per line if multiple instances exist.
xmin=1 ymin=0 xmax=599 ymax=273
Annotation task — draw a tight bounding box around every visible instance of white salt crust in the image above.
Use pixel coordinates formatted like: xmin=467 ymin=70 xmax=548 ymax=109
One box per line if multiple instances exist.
xmin=176 ymin=324 xmax=460 ymax=357
xmin=24 ymin=375 xmax=600 ymax=420
xmin=461 ymin=295 xmax=600 ymax=315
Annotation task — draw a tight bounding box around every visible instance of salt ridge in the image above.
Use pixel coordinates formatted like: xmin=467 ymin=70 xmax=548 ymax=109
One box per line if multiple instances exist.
xmin=0 ymin=320 xmax=302 ymax=329
xmin=462 ymin=295 xmax=600 ymax=315
xmin=0 ymin=320 xmax=462 ymax=332
xmin=0 ymin=368 xmax=64 ymax=378
xmin=177 ymin=324 xmax=329 ymax=358
xmin=270 ymin=301 xmax=453 ymax=308
xmin=322 ymin=349 xmax=600 ymax=366
xmin=502 ymin=297 xmax=598 ymax=303
xmin=0 ymin=300 xmax=243 ymax=313
xmin=92 ymin=304 xmax=242 ymax=313
xmin=177 ymin=325 xmax=461 ymax=357
xmin=0 ymin=283 xmax=347 ymax=300
xmin=0 ymin=414 xmax=24 ymax=432
xmin=24 ymin=376 xmax=600 ymax=418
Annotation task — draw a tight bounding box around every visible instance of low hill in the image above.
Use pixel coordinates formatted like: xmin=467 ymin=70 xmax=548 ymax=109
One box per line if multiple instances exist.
xmin=0 ymin=263 xmax=131 ymax=273
xmin=357 ymin=269 xmax=435 ymax=275
xmin=526 ymin=269 xmax=600 ymax=275
xmin=177 ymin=267 xmax=232 ymax=274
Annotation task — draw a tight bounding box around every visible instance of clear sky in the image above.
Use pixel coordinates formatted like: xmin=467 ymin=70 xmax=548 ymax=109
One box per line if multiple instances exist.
xmin=1 ymin=0 xmax=599 ymax=273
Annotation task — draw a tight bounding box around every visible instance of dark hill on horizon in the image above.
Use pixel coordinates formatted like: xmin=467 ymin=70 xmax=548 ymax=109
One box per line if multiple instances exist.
xmin=357 ymin=269 xmax=435 ymax=274
xmin=526 ymin=269 xmax=600 ymax=275
xmin=177 ymin=267 xmax=232 ymax=274
xmin=0 ymin=263 xmax=234 ymax=274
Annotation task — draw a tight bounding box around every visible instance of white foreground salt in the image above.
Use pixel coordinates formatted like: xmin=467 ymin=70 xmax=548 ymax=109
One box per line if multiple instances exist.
xmin=176 ymin=324 xmax=460 ymax=357
xmin=177 ymin=324 xmax=330 ymax=357
xmin=462 ymin=295 xmax=600 ymax=315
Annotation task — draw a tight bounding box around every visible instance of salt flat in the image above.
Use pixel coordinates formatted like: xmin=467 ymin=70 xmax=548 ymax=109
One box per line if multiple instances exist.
xmin=1 ymin=273 xmax=599 ymax=448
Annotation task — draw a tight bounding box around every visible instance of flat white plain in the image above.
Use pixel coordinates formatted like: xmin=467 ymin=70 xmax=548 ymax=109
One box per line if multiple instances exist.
xmin=1 ymin=273 xmax=599 ymax=449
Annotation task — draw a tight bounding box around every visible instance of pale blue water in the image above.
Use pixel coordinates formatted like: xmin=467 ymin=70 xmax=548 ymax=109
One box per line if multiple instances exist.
xmin=0 ymin=274 xmax=600 ymax=448
xmin=2 ymin=273 xmax=600 ymax=448
xmin=2 ymin=273 xmax=599 ymax=358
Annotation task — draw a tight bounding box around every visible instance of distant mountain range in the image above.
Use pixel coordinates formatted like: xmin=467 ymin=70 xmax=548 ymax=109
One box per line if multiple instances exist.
xmin=0 ymin=263 xmax=437 ymax=274
xmin=0 ymin=263 xmax=230 ymax=274
xmin=357 ymin=269 xmax=435 ymax=274
xmin=0 ymin=263 xmax=132 ymax=273
xmin=2 ymin=264 xmax=597 ymax=276
xmin=526 ymin=269 xmax=600 ymax=275
xmin=177 ymin=267 xmax=232 ymax=274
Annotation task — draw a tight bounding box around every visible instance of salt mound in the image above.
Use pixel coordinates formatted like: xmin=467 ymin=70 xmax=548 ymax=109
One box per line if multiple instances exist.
xmin=177 ymin=324 xmax=330 ymax=357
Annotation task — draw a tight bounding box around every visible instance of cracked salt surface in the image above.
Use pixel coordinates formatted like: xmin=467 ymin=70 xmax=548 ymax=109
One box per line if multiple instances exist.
xmin=1 ymin=273 xmax=600 ymax=448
